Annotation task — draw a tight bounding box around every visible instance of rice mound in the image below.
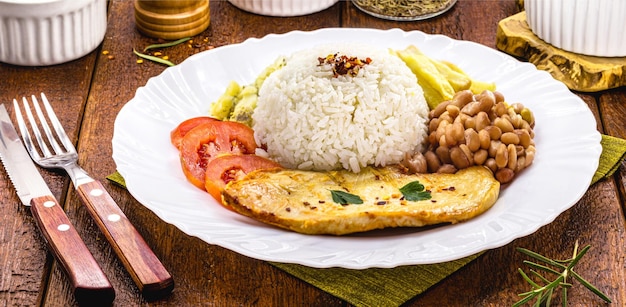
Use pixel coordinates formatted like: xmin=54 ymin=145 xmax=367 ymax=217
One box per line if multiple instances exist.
xmin=252 ymin=43 xmax=429 ymax=173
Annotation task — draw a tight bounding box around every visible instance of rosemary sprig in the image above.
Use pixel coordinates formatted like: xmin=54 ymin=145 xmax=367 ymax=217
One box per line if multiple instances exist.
xmin=142 ymin=37 xmax=191 ymax=52
xmin=514 ymin=241 xmax=612 ymax=306
xmin=133 ymin=37 xmax=191 ymax=66
xmin=133 ymin=48 xmax=176 ymax=67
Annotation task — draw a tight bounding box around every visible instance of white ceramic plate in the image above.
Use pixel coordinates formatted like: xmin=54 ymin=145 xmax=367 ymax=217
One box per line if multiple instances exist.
xmin=112 ymin=28 xmax=602 ymax=269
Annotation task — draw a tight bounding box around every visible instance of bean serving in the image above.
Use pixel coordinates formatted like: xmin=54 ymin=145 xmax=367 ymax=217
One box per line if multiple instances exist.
xmin=402 ymin=90 xmax=536 ymax=184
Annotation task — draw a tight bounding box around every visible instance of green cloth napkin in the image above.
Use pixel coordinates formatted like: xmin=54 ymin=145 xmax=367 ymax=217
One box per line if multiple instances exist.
xmin=107 ymin=134 xmax=626 ymax=307
xmin=592 ymin=135 xmax=626 ymax=185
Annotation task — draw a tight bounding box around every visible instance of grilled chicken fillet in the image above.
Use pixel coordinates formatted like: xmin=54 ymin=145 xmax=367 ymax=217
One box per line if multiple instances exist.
xmin=222 ymin=165 xmax=500 ymax=235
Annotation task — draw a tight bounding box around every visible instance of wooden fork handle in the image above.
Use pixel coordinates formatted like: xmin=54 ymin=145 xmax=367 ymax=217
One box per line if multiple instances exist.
xmin=75 ymin=180 xmax=174 ymax=300
xmin=30 ymin=195 xmax=115 ymax=305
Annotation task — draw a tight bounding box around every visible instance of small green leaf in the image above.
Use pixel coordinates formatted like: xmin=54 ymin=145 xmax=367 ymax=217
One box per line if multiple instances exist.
xmin=330 ymin=190 xmax=363 ymax=205
xmin=399 ymin=181 xmax=431 ymax=201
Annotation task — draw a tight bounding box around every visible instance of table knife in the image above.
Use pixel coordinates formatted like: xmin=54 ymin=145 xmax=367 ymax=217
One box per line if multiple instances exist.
xmin=0 ymin=104 xmax=115 ymax=305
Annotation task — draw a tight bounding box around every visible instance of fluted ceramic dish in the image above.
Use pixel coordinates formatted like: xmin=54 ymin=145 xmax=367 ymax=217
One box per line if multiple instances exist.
xmin=525 ymin=0 xmax=626 ymax=57
xmin=227 ymin=0 xmax=338 ymax=16
xmin=113 ymin=28 xmax=602 ymax=269
xmin=0 ymin=0 xmax=107 ymax=66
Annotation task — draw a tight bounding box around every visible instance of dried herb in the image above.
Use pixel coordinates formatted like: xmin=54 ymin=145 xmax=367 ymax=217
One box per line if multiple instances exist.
xmin=142 ymin=37 xmax=191 ymax=52
xmin=133 ymin=37 xmax=191 ymax=66
xmin=515 ymin=241 xmax=612 ymax=306
xmin=399 ymin=181 xmax=431 ymax=201
xmin=330 ymin=190 xmax=363 ymax=205
xmin=353 ymin=0 xmax=453 ymax=18
xmin=133 ymin=48 xmax=176 ymax=67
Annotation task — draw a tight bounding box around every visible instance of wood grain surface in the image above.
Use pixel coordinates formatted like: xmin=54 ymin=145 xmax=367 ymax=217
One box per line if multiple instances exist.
xmin=1 ymin=0 xmax=624 ymax=306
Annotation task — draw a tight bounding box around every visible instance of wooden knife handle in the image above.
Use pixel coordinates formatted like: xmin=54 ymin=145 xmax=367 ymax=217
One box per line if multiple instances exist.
xmin=30 ymin=195 xmax=115 ymax=305
xmin=76 ymin=180 xmax=174 ymax=300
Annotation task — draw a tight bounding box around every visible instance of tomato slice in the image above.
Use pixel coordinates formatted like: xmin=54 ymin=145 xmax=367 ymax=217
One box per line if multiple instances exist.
xmin=179 ymin=120 xmax=257 ymax=189
xmin=170 ymin=117 xmax=218 ymax=150
xmin=205 ymin=155 xmax=282 ymax=203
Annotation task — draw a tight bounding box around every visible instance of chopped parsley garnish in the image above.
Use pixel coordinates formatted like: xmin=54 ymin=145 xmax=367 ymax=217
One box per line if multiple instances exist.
xmin=330 ymin=190 xmax=363 ymax=205
xmin=399 ymin=181 xmax=432 ymax=201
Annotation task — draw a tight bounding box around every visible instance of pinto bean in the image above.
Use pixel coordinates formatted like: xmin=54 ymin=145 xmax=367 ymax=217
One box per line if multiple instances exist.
xmin=429 ymin=117 xmax=440 ymax=132
xmin=494 ymin=117 xmax=514 ymax=133
xmin=484 ymin=158 xmax=498 ymax=173
xmin=431 ymin=100 xmax=451 ymax=118
xmin=484 ymin=125 xmax=502 ymax=140
xmin=436 ymin=145 xmax=452 ymax=164
xmin=489 ymin=139 xmax=502 ymax=157
xmin=516 ymin=129 xmax=532 ymax=148
xmin=525 ymin=145 xmax=536 ymax=166
xmin=493 ymin=91 xmax=505 ymax=103
xmin=450 ymin=90 xmax=474 ymax=108
xmin=478 ymin=130 xmax=491 ymax=149
xmin=475 ymin=90 xmax=496 ymax=109
xmin=444 ymin=125 xmax=457 ymax=147
xmin=445 ymin=122 xmax=465 ymax=146
xmin=494 ymin=101 xmax=508 ymax=116
xmin=461 ymin=95 xmax=494 ymax=116
xmin=437 ymin=164 xmax=457 ymax=174
xmin=464 ymin=116 xmax=476 ymax=130
xmin=473 ymin=149 xmax=488 ymax=165
xmin=495 ymin=167 xmax=515 ymax=184
xmin=446 ymin=104 xmax=460 ymax=118
xmin=464 ymin=129 xmax=480 ymax=152
xmin=459 ymin=144 xmax=474 ymax=164
xmin=424 ymin=150 xmax=442 ymax=173
xmin=450 ymin=146 xmax=470 ymax=169
xmin=475 ymin=111 xmax=490 ymax=131
xmin=495 ymin=143 xmax=508 ymax=169
xmin=401 ymin=152 xmax=428 ymax=174
xmin=507 ymin=144 xmax=518 ymax=170
xmin=516 ymin=156 xmax=527 ymax=172
xmin=501 ymin=132 xmax=520 ymax=145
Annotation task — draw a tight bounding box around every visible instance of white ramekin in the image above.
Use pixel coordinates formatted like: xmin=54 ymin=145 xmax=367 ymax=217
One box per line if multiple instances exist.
xmin=525 ymin=0 xmax=626 ymax=57
xmin=0 ymin=0 xmax=108 ymax=66
xmin=227 ymin=0 xmax=339 ymax=17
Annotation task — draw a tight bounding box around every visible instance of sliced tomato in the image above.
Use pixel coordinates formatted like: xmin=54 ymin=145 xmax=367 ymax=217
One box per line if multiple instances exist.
xmin=179 ymin=120 xmax=257 ymax=189
xmin=170 ymin=116 xmax=218 ymax=150
xmin=205 ymin=155 xmax=282 ymax=203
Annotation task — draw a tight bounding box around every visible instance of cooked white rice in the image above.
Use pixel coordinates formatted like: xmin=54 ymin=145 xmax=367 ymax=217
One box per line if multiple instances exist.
xmin=252 ymin=43 xmax=429 ymax=173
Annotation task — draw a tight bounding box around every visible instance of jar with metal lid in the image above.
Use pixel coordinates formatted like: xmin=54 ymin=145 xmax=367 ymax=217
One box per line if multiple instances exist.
xmin=351 ymin=0 xmax=457 ymax=21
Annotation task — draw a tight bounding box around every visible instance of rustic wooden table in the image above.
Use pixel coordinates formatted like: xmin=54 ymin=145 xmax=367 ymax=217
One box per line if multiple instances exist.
xmin=1 ymin=0 xmax=624 ymax=306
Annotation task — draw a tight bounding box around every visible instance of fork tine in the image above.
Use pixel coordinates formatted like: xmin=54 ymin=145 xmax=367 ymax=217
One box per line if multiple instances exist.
xmin=13 ymin=98 xmax=42 ymax=160
xmin=20 ymin=97 xmax=54 ymax=158
xmin=31 ymin=94 xmax=65 ymax=155
xmin=40 ymin=93 xmax=76 ymax=154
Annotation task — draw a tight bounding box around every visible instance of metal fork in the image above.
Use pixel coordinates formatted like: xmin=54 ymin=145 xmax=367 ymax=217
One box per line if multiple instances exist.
xmin=14 ymin=93 xmax=174 ymax=300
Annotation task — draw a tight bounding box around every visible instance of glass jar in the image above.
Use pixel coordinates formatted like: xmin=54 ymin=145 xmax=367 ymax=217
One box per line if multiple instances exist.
xmin=351 ymin=0 xmax=457 ymax=21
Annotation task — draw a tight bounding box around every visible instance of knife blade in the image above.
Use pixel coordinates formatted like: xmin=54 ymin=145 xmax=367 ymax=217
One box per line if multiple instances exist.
xmin=0 ymin=104 xmax=115 ymax=305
